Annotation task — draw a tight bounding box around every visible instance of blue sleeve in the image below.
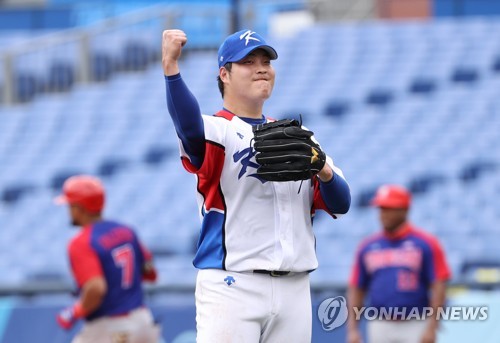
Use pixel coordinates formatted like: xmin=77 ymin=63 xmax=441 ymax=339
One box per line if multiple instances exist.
xmin=319 ymin=172 xmax=351 ymax=215
xmin=165 ymin=74 xmax=205 ymax=169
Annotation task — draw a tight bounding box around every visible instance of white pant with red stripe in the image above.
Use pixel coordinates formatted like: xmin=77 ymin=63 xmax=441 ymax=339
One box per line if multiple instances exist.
xmin=72 ymin=307 xmax=161 ymax=343
xmin=195 ymin=269 xmax=312 ymax=343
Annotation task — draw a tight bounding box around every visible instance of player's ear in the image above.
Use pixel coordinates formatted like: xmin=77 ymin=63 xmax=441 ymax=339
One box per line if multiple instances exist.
xmin=219 ymin=66 xmax=230 ymax=83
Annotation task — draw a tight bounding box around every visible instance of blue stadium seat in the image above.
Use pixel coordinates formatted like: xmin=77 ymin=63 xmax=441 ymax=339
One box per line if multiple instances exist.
xmin=121 ymin=40 xmax=151 ymax=71
xmin=409 ymin=78 xmax=437 ymax=94
xmin=15 ymin=72 xmax=39 ymax=102
xmin=1 ymin=19 xmax=500 ymax=290
xmin=91 ymin=52 xmax=114 ymax=81
xmin=47 ymin=61 xmax=75 ymax=92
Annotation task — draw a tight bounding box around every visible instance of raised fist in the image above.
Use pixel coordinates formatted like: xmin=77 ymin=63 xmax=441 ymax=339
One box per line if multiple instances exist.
xmin=162 ymin=29 xmax=187 ymax=75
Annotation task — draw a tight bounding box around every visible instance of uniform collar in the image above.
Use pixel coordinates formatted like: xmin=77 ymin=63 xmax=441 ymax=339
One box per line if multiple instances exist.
xmin=383 ymin=222 xmax=412 ymax=240
xmin=216 ymin=108 xmax=267 ymax=125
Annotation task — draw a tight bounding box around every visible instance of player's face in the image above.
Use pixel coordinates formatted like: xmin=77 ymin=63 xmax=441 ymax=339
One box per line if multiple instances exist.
xmin=69 ymin=204 xmax=82 ymax=226
xmin=379 ymin=207 xmax=407 ymax=232
xmin=226 ymin=49 xmax=275 ymax=101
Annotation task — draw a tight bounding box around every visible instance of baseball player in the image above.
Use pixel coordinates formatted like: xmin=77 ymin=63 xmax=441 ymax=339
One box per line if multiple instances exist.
xmin=54 ymin=175 xmax=160 ymax=343
xmin=347 ymin=184 xmax=451 ymax=343
xmin=162 ymin=29 xmax=351 ymax=342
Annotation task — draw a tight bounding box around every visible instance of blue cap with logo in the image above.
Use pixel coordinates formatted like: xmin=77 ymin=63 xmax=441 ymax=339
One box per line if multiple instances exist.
xmin=218 ymin=29 xmax=278 ymax=68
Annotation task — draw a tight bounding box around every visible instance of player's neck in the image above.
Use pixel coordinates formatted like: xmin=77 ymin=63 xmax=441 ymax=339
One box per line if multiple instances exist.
xmin=383 ymin=221 xmax=409 ymax=238
xmin=223 ymin=98 xmax=264 ymax=119
xmin=79 ymin=215 xmax=102 ymax=227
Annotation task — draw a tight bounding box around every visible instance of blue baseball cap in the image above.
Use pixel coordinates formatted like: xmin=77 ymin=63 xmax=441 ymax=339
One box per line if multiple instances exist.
xmin=218 ymin=29 xmax=278 ymax=68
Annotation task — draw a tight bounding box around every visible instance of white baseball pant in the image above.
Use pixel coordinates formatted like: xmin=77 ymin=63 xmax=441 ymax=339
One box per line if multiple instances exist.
xmin=195 ymin=269 xmax=312 ymax=343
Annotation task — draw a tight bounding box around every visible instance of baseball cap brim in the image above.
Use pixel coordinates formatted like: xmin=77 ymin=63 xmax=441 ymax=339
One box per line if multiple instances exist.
xmin=225 ymin=45 xmax=278 ymax=65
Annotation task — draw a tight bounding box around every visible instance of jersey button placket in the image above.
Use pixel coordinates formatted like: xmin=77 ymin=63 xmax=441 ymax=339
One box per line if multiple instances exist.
xmin=276 ymin=183 xmax=294 ymax=270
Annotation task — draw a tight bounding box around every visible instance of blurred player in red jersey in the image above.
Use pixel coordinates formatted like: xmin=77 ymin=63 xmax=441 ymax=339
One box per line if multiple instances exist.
xmin=55 ymin=175 xmax=160 ymax=343
xmin=347 ymin=184 xmax=451 ymax=343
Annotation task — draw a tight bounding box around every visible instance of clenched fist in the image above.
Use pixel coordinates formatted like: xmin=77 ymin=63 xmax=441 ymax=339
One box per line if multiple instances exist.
xmin=162 ymin=29 xmax=187 ymax=76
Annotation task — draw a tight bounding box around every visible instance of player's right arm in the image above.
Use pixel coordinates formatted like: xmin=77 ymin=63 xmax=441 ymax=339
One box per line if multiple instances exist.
xmin=78 ymin=276 xmax=107 ymax=314
xmin=162 ymin=29 xmax=185 ymax=76
xmin=57 ymin=238 xmax=107 ymax=329
xmin=162 ymin=29 xmax=205 ymax=169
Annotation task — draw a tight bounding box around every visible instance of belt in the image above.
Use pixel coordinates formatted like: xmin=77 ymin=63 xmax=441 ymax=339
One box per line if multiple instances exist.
xmin=253 ymin=270 xmax=291 ymax=277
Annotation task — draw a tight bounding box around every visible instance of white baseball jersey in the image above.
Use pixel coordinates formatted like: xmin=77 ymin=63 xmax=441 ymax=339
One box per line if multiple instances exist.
xmin=179 ymin=110 xmax=346 ymax=272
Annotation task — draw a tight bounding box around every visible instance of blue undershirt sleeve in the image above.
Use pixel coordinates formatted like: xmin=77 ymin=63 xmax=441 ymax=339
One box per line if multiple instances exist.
xmin=319 ymin=172 xmax=351 ymax=215
xmin=165 ymin=74 xmax=205 ymax=169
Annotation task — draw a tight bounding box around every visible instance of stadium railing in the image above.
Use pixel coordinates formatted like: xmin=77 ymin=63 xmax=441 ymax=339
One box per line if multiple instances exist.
xmin=0 ymin=3 xmax=230 ymax=105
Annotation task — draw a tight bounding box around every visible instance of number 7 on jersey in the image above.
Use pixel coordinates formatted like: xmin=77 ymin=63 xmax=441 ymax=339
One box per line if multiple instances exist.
xmin=112 ymin=244 xmax=135 ymax=289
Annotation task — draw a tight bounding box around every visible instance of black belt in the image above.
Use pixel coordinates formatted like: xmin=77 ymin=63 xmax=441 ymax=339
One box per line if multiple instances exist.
xmin=254 ymin=270 xmax=291 ymax=277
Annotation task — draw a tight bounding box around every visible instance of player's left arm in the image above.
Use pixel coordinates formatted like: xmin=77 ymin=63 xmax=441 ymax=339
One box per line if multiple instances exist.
xmin=421 ymin=280 xmax=447 ymax=343
xmin=315 ymin=159 xmax=351 ymax=216
xmin=139 ymin=242 xmax=157 ymax=282
xmin=421 ymin=235 xmax=451 ymax=342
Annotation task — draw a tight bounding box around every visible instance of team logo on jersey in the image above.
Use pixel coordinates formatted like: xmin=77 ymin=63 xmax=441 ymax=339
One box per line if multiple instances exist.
xmin=224 ymin=276 xmax=236 ymax=286
xmin=240 ymin=30 xmax=260 ymax=46
xmin=233 ymin=147 xmax=265 ymax=183
xmin=317 ymin=296 xmax=348 ymax=331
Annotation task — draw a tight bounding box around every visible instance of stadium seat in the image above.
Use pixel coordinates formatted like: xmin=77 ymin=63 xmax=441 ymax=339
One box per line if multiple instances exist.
xmin=323 ymin=100 xmax=350 ymax=117
xmin=50 ymin=170 xmax=84 ymax=191
xmin=1 ymin=183 xmax=36 ymax=204
xmin=47 ymin=61 xmax=75 ymax=92
xmin=15 ymin=72 xmax=38 ymax=102
xmin=365 ymin=89 xmax=394 ymax=106
xmin=492 ymin=56 xmax=500 ymax=72
xmin=408 ymin=173 xmax=447 ymax=194
xmin=459 ymin=160 xmax=498 ymax=183
xmin=121 ymin=40 xmax=151 ymax=71
xmin=97 ymin=158 xmax=130 ymax=177
xmin=1 ymin=18 xmax=500 ymax=290
xmin=143 ymin=145 xmax=175 ymax=165
xmin=451 ymin=67 xmax=479 ymax=83
xmin=91 ymin=52 xmax=114 ymax=81
xmin=408 ymin=78 xmax=437 ymax=94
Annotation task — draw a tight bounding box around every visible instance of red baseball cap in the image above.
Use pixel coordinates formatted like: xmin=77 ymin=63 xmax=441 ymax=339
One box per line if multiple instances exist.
xmin=55 ymin=175 xmax=105 ymax=213
xmin=371 ymin=184 xmax=411 ymax=209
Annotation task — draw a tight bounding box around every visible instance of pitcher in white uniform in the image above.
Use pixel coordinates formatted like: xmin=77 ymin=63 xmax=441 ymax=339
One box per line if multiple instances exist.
xmin=162 ymin=28 xmax=351 ymax=342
